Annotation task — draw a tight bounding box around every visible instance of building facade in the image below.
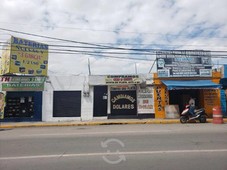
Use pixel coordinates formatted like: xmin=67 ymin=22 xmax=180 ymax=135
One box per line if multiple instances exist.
xmin=154 ymin=50 xmax=222 ymax=118
xmin=42 ymin=74 xmax=154 ymax=121
xmin=0 ymin=76 xmax=44 ymax=122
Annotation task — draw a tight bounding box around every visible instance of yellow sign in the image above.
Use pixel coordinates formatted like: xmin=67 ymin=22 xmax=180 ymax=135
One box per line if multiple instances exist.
xmin=0 ymin=92 xmax=5 ymax=119
xmin=0 ymin=39 xmax=11 ymax=75
xmin=1 ymin=36 xmax=48 ymax=76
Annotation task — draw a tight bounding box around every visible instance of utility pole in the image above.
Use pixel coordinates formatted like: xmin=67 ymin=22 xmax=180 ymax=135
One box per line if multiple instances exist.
xmin=135 ymin=63 xmax=138 ymax=74
xmin=88 ymin=58 xmax=91 ymax=75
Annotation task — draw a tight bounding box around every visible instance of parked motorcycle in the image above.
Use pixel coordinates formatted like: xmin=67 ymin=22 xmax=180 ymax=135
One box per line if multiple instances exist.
xmin=180 ymin=105 xmax=207 ymax=123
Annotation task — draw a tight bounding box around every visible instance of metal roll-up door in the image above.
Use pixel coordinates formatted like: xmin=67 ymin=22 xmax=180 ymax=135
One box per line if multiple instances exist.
xmin=53 ymin=91 xmax=81 ymax=117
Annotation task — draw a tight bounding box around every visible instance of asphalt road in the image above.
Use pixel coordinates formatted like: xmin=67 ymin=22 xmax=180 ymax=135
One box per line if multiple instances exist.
xmin=0 ymin=124 xmax=227 ymax=170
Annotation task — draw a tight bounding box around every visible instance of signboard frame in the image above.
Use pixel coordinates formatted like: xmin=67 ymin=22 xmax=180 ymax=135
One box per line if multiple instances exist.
xmin=1 ymin=36 xmax=48 ymax=76
xmin=137 ymin=86 xmax=154 ymax=114
xmin=156 ymin=50 xmax=212 ymax=78
xmin=105 ymin=75 xmax=141 ymax=85
xmin=0 ymin=76 xmax=46 ymax=91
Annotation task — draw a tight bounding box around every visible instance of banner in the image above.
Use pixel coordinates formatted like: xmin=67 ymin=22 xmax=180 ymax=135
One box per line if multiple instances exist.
xmin=1 ymin=36 xmax=48 ymax=76
xmin=156 ymin=50 xmax=212 ymax=77
xmin=1 ymin=76 xmax=46 ymax=91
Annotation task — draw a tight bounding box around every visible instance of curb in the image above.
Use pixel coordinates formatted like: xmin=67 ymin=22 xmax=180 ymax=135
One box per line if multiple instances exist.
xmin=0 ymin=119 xmax=226 ymax=129
xmin=0 ymin=119 xmax=179 ymax=128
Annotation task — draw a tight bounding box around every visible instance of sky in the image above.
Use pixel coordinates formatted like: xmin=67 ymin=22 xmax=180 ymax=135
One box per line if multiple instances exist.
xmin=0 ymin=0 xmax=227 ymax=76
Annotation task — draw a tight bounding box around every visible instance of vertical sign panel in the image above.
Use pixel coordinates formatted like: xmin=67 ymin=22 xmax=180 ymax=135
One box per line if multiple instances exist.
xmin=0 ymin=92 xmax=5 ymax=119
xmin=137 ymin=86 xmax=154 ymax=113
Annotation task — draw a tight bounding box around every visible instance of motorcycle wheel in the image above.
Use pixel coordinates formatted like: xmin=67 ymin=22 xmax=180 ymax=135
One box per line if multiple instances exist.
xmin=199 ymin=115 xmax=207 ymax=123
xmin=180 ymin=116 xmax=188 ymax=124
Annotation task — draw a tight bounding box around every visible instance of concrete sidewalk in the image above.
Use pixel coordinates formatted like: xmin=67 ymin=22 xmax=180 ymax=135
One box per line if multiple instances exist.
xmin=0 ymin=118 xmax=227 ymax=128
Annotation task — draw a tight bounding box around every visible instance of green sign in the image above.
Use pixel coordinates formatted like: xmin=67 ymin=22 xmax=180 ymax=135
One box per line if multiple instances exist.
xmin=1 ymin=76 xmax=45 ymax=91
xmin=2 ymin=83 xmax=44 ymax=91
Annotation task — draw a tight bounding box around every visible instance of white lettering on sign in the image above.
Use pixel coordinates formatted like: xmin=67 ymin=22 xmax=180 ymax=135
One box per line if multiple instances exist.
xmin=111 ymin=94 xmax=135 ymax=103
xmin=112 ymin=104 xmax=135 ymax=110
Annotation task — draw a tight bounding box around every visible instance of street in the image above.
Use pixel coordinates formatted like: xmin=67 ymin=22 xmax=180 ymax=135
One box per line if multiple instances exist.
xmin=0 ymin=124 xmax=227 ymax=170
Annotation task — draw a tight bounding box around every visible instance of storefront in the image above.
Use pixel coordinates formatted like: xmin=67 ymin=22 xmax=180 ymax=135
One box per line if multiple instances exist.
xmin=42 ymin=75 xmax=93 ymax=121
xmin=154 ymin=50 xmax=222 ymax=118
xmin=90 ymin=74 xmax=155 ymax=119
xmin=109 ymin=84 xmax=137 ymax=118
xmin=41 ymin=74 xmax=154 ymax=122
xmin=219 ymin=65 xmax=227 ymax=117
xmin=153 ymin=74 xmax=222 ymax=119
xmin=0 ymin=76 xmax=44 ymax=122
xmin=0 ymin=36 xmax=49 ymax=122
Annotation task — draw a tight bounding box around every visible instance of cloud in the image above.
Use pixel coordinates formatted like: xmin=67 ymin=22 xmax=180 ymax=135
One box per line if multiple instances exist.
xmin=0 ymin=0 xmax=227 ymax=75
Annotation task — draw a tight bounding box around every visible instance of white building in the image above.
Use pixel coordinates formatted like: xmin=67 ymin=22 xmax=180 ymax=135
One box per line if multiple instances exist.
xmin=42 ymin=74 xmax=154 ymax=122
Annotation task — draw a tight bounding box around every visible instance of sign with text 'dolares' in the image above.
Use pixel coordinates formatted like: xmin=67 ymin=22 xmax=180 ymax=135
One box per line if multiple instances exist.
xmin=1 ymin=36 xmax=48 ymax=76
xmin=110 ymin=91 xmax=137 ymax=116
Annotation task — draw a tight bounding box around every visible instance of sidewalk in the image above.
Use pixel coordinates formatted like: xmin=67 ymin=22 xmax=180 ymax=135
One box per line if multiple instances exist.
xmin=0 ymin=118 xmax=226 ymax=128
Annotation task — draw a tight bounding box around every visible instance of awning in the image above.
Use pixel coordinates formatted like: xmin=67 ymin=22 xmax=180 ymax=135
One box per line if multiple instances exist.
xmin=162 ymin=80 xmax=221 ymax=90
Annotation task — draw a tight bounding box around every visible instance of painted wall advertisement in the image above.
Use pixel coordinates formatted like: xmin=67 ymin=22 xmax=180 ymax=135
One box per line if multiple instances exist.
xmin=203 ymin=89 xmax=220 ymax=117
xmin=137 ymin=86 xmax=154 ymax=113
xmin=154 ymin=85 xmax=169 ymax=118
xmin=0 ymin=92 xmax=5 ymax=119
xmin=110 ymin=91 xmax=137 ymax=116
xmin=1 ymin=36 xmax=48 ymax=76
xmin=0 ymin=76 xmax=46 ymax=91
xmin=156 ymin=50 xmax=212 ymax=77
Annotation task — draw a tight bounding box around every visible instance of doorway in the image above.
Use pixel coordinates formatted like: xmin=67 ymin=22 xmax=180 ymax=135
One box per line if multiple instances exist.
xmin=169 ymin=89 xmax=201 ymax=112
xmin=93 ymin=86 xmax=108 ymax=117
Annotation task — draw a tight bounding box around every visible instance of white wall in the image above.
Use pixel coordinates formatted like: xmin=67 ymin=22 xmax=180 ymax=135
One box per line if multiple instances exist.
xmin=42 ymin=75 xmax=93 ymax=122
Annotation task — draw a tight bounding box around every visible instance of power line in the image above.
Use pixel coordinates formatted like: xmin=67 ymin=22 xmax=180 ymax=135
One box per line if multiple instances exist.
xmin=1 ymin=47 xmax=227 ymax=57
xmin=0 ymin=28 xmax=227 ymax=64
xmin=1 ymin=28 xmax=227 ymax=54
xmin=1 ymin=22 xmax=227 ymax=40
xmin=1 ymin=41 xmax=227 ymax=55
xmin=0 ymin=28 xmax=152 ymax=52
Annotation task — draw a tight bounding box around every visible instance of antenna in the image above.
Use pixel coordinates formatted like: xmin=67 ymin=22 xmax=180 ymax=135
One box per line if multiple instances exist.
xmin=88 ymin=58 xmax=91 ymax=75
xmin=149 ymin=60 xmax=156 ymax=73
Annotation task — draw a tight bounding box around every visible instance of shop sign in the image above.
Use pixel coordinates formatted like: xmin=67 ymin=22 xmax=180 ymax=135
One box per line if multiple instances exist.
xmin=137 ymin=86 xmax=154 ymax=113
xmin=156 ymin=50 xmax=212 ymax=77
xmin=155 ymin=86 xmax=163 ymax=112
xmin=106 ymin=75 xmax=141 ymax=84
xmin=111 ymin=91 xmax=137 ymax=115
xmin=1 ymin=36 xmax=48 ymax=76
xmin=1 ymin=76 xmax=45 ymax=91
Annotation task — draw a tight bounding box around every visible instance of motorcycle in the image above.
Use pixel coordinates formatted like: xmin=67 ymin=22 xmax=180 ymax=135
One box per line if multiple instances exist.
xmin=180 ymin=105 xmax=207 ymax=123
